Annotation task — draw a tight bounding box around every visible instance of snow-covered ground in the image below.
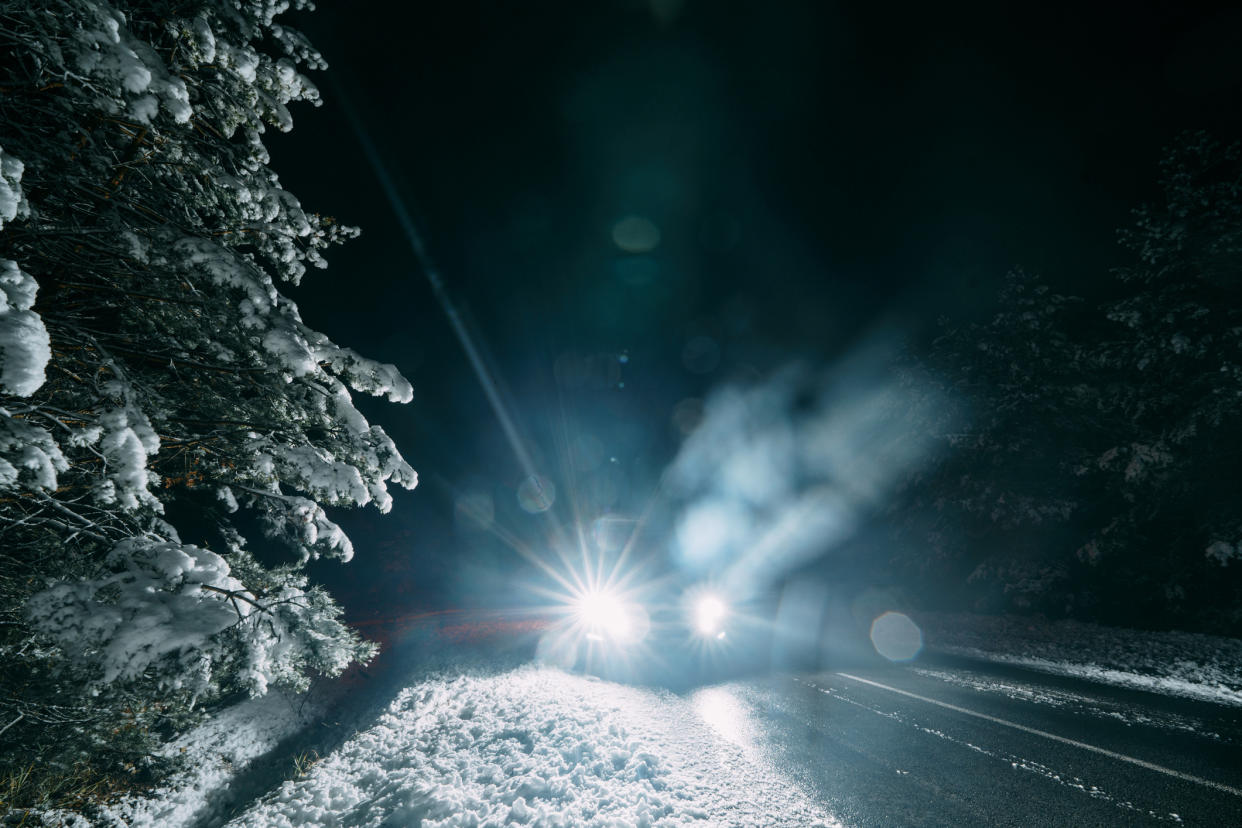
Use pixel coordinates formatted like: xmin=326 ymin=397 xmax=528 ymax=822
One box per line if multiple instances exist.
xmin=26 ymin=610 xmax=1242 ymax=827
xmin=914 ymin=611 xmax=1242 ymax=707
xmin=227 ymin=665 xmax=839 ymax=828
xmin=29 ymin=614 xmax=838 ymax=827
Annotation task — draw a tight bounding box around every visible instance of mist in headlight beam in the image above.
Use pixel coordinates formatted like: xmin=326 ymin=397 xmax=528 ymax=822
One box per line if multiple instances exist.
xmin=665 ymin=329 xmax=956 ymax=595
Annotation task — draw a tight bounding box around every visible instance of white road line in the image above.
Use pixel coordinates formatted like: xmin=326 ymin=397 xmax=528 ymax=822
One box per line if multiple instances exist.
xmin=833 ymin=672 xmax=1242 ymax=799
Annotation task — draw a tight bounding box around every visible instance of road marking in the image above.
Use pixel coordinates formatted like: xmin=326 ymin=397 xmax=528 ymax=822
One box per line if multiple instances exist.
xmin=833 ymin=672 xmax=1242 ymax=798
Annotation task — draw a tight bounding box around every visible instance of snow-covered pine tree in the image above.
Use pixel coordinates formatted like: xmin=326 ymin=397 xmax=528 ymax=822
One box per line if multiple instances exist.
xmin=0 ymin=0 xmax=416 ymax=800
xmin=891 ymin=134 xmax=1242 ymax=627
xmin=1074 ymin=133 xmax=1242 ymax=623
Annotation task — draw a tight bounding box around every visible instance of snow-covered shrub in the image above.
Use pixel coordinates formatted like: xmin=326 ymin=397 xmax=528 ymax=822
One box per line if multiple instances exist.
xmin=0 ymin=0 xmax=415 ymax=803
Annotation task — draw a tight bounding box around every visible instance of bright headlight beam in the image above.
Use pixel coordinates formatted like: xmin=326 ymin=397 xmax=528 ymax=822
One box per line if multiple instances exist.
xmin=693 ymin=594 xmax=728 ymax=637
xmin=574 ymin=589 xmax=632 ymax=641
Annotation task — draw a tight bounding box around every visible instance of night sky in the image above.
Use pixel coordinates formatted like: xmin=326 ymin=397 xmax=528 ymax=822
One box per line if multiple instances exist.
xmin=267 ymin=1 xmax=1242 ymax=618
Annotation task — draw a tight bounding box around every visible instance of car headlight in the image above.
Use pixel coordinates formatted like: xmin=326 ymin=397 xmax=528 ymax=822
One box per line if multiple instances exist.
xmin=574 ymin=589 xmax=636 ymax=642
xmin=692 ymin=593 xmax=729 ymax=638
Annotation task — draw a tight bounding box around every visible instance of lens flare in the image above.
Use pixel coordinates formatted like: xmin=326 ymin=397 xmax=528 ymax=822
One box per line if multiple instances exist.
xmin=574 ymin=589 xmax=636 ymax=642
xmin=870 ymin=611 xmax=923 ymax=662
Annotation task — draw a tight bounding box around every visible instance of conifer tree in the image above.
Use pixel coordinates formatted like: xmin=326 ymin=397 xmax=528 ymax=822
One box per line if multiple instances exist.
xmin=893 ymin=134 xmax=1242 ymax=625
xmin=0 ymin=0 xmax=415 ymax=795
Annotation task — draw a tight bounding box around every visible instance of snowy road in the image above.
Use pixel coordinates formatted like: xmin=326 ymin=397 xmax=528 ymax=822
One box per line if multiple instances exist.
xmin=197 ymin=617 xmax=1242 ymax=827
xmin=738 ymin=659 xmax=1242 ymax=826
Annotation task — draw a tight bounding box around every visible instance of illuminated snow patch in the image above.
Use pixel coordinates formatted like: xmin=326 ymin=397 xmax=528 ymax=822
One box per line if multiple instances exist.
xmin=228 ymin=667 xmax=841 ymax=827
xmin=690 ymin=687 xmax=756 ymax=753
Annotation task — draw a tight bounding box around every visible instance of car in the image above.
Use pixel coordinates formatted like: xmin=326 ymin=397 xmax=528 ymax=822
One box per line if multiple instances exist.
xmin=537 ymin=578 xmax=782 ymax=689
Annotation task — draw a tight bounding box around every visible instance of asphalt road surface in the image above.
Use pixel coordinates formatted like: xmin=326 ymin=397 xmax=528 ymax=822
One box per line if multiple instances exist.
xmin=717 ymin=654 xmax=1242 ymax=826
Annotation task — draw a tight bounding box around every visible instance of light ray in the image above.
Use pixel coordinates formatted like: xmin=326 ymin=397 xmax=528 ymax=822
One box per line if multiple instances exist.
xmin=331 ymin=76 xmax=539 ymax=482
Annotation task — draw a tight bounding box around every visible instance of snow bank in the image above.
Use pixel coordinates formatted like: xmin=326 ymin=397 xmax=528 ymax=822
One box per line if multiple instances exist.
xmin=31 ymin=614 xmax=835 ymax=828
xmin=915 ymin=612 xmax=1242 ymax=707
xmin=230 ymin=666 xmax=839 ymax=827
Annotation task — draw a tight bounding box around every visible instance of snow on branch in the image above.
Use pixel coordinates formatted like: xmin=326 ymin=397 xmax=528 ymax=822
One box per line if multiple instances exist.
xmin=0 ymin=0 xmax=410 ymax=776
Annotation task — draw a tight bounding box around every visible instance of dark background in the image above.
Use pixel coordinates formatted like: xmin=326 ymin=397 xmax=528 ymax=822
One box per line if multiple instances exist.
xmin=265 ymin=1 xmax=1242 ymax=620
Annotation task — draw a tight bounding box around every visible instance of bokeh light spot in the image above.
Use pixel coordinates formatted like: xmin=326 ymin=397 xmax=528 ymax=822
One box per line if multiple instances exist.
xmin=611 ymin=215 xmax=661 ymax=253
xmin=517 ymin=474 xmax=556 ymax=513
xmin=870 ymin=611 xmax=923 ymax=662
